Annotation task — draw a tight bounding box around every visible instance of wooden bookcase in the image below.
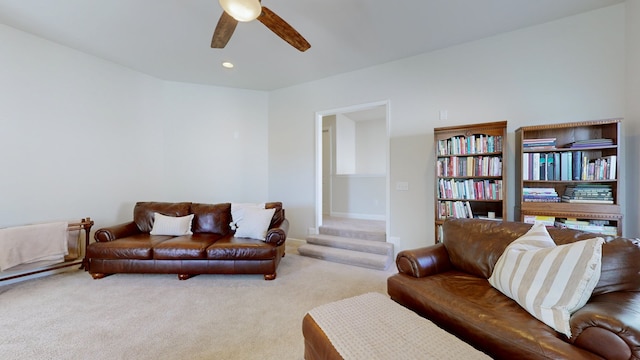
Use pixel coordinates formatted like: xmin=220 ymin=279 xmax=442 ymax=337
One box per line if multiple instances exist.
xmin=434 ymin=121 xmax=507 ymax=243
xmin=515 ymin=118 xmax=622 ymax=236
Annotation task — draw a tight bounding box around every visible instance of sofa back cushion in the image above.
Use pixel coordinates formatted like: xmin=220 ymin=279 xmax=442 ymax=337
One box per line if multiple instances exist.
xmin=265 ymin=202 xmax=284 ymax=228
xmin=191 ymin=202 xmax=232 ymax=235
xmin=442 ymin=218 xmax=600 ymax=279
xmin=593 ymin=237 xmax=640 ymax=295
xmin=134 ymin=202 xmax=192 ymax=233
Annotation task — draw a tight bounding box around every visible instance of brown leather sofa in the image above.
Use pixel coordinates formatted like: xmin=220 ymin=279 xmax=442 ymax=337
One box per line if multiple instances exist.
xmin=387 ymin=218 xmax=640 ymax=360
xmin=86 ymin=201 xmax=288 ymax=280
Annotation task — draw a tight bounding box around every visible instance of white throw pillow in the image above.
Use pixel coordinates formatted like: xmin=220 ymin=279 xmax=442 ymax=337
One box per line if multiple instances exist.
xmin=234 ymin=207 xmax=275 ymax=241
xmin=488 ymin=222 xmax=604 ymax=338
xmin=150 ymin=212 xmax=194 ymax=236
xmin=230 ymin=203 xmax=265 ymax=230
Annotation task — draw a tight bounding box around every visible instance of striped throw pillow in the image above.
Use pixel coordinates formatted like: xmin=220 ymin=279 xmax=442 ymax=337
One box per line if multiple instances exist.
xmin=488 ymin=222 xmax=604 ymax=338
xmin=150 ymin=212 xmax=194 ymax=236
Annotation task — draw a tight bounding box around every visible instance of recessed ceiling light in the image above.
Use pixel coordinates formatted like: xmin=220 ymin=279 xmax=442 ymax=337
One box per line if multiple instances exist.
xmin=222 ymin=61 xmax=234 ymax=69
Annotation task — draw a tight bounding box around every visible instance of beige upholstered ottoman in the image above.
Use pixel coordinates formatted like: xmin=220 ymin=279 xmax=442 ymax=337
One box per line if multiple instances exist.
xmin=302 ymin=292 xmax=490 ymax=360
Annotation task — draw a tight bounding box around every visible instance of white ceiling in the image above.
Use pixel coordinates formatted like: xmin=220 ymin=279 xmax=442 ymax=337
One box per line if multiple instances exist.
xmin=0 ymin=0 xmax=625 ymax=91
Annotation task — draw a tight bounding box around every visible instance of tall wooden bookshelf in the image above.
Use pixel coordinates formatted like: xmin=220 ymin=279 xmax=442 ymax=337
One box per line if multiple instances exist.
xmin=434 ymin=121 xmax=507 ymax=243
xmin=515 ymin=118 xmax=622 ymax=236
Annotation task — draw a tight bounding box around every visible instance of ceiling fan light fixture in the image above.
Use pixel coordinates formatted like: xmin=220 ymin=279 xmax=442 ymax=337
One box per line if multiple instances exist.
xmin=219 ymin=0 xmax=261 ymax=22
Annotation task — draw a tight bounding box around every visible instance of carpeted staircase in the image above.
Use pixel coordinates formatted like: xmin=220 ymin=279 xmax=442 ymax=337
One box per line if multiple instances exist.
xmin=298 ymin=219 xmax=394 ymax=270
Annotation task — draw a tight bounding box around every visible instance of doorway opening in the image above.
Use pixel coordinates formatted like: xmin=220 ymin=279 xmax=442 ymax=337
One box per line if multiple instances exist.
xmin=314 ymin=101 xmax=390 ymax=236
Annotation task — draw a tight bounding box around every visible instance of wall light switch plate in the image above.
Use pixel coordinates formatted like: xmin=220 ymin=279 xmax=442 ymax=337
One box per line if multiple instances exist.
xmin=396 ymin=181 xmax=409 ymax=191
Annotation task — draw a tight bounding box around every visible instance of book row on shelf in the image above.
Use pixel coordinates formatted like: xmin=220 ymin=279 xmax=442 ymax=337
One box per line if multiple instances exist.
xmin=523 ymin=215 xmax=618 ymax=236
xmin=522 ymin=152 xmax=616 ymax=181
xmin=437 ymin=156 xmax=502 ymax=177
xmin=437 ymin=200 xmax=474 ymax=220
xmin=437 ymin=200 xmax=502 ymax=221
xmin=436 ymin=135 xmax=503 ymax=156
xmin=523 ymin=184 xmax=613 ymax=204
xmin=438 ymin=179 xmax=503 ymax=201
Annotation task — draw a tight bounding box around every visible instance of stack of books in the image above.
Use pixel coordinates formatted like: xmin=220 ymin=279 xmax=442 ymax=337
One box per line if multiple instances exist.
xmin=523 ymin=215 xmax=555 ymax=226
xmin=522 ymin=187 xmax=560 ymax=202
xmin=554 ymin=218 xmax=617 ymax=236
xmin=563 ymin=138 xmax=614 ymax=148
xmin=561 ymin=184 xmax=613 ymax=204
xmin=522 ymin=138 xmax=556 ymax=150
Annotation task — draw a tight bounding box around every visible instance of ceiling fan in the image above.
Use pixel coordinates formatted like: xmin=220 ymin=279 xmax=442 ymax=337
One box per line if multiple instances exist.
xmin=211 ymin=0 xmax=311 ymax=52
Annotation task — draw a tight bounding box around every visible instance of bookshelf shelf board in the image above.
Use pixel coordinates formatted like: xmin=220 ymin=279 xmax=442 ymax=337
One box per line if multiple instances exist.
xmin=437 ymin=151 xmax=503 ymax=157
xmin=438 ymin=176 xmax=503 ymax=180
xmin=522 ymin=179 xmax=618 ymax=184
xmin=438 ymin=198 xmax=502 ymax=202
xmin=521 ymin=202 xmax=620 ymax=213
xmin=522 ymin=145 xmax=617 ymax=153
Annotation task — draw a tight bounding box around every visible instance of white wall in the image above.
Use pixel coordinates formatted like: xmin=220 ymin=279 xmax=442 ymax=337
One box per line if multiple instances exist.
xmin=0 ymin=23 xmax=269 ymax=229
xmin=335 ymin=114 xmax=356 ymax=174
xmin=356 ymin=119 xmax=386 ymax=174
xmin=331 ymin=175 xmax=386 ymax=218
xmin=626 ymin=0 xmax=640 ymax=237
xmin=158 ymin=81 xmax=268 ymax=204
xmin=0 ymin=24 xmax=164 ymax=227
xmin=269 ymin=5 xmax=629 ymax=250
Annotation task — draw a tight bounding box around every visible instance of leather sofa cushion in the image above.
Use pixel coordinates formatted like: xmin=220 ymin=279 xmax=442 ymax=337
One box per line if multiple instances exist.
xmin=388 ymin=272 xmax=601 ymax=359
xmin=265 ymin=202 xmax=284 ymax=227
xmin=206 ymin=237 xmax=278 ymax=260
xmin=443 ymin=219 xmax=530 ymax=278
xmin=443 ymin=218 xmax=605 ymax=279
xmin=593 ymin=237 xmax=640 ymax=295
xmin=191 ymin=202 xmax=231 ymax=234
xmin=87 ymin=234 xmax=173 ymax=259
xmin=134 ymin=202 xmax=192 ymax=233
xmin=153 ymin=233 xmax=222 ymax=259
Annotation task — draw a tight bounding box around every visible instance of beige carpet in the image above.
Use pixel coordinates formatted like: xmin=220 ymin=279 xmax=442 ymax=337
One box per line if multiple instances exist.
xmin=0 ymin=247 xmax=394 ymax=360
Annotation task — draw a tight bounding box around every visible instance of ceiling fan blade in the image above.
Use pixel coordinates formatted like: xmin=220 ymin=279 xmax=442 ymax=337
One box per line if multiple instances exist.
xmin=211 ymin=11 xmax=238 ymax=48
xmin=258 ymin=6 xmax=310 ymax=52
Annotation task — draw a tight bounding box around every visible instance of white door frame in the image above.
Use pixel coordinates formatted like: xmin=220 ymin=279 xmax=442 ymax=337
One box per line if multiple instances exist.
xmin=314 ymin=100 xmax=391 ymax=235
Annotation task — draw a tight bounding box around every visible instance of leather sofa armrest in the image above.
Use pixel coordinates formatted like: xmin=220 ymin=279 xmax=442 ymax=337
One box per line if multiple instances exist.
xmin=265 ymin=218 xmax=289 ymax=246
xmin=570 ymin=291 xmax=640 ymax=360
xmin=94 ymin=221 xmax=141 ymax=242
xmin=395 ymin=243 xmax=452 ymax=278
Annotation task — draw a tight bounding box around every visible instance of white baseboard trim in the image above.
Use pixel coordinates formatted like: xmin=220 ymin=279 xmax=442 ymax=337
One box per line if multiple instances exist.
xmin=329 ymin=212 xmax=386 ymax=221
xmin=0 ymin=266 xmax=78 ymax=286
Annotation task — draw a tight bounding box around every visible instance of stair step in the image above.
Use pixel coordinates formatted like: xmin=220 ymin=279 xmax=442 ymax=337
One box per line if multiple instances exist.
xmin=298 ymin=244 xmax=392 ymax=270
xmin=306 ymin=234 xmax=393 ymax=256
xmin=319 ymin=226 xmax=386 ymax=242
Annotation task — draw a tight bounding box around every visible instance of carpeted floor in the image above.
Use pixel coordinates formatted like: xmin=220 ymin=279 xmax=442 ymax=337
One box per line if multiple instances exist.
xmin=0 ymin=246 xmax=394 ymax=360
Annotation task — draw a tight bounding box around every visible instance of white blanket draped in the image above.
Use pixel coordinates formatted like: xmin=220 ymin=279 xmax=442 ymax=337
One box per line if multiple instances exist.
xmin=0 ymin=221 xmax=68 ymax=272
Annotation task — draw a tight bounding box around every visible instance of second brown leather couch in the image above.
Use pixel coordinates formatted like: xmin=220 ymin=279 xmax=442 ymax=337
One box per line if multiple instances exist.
xmin=86 ymin=201 xmax=288 ymax=280
xmin=388 ymin=218 xmax=640 ymax=359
